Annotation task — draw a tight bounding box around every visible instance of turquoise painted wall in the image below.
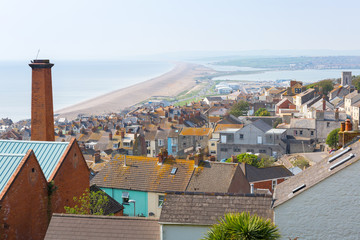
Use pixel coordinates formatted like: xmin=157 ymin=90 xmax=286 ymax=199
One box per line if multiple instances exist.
xmin=101 ymin=188 xmax=148 ymax=217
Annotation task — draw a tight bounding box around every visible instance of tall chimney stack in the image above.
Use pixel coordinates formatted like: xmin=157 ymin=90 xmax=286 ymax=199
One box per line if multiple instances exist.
xmin=29 ymin=59 xmax=55 ymax=141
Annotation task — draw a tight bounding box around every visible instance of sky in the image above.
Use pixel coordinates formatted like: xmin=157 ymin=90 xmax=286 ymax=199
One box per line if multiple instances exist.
xmin=1 ymin=0 xmax=360 ymax=60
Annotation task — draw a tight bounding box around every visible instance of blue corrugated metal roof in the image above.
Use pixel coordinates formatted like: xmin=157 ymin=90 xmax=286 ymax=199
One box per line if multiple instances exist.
xmin=0 ymin=140 xmax=70 ymax=181
xmin=0 ymin=153 xmax=25 ymax=194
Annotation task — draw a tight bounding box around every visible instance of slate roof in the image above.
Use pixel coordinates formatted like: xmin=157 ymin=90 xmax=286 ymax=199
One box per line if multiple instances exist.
xmin=45 ymin=214 xmax=160 ymax=240
xmin=274 ymin=141 xmax=360 ymax=207
xmin=242 ymin=164 xmax=293 ymax=183
xmin=186 ymin=162 xmax=244 ymax=193
xmin=159 ymin=192 xmax=273 ymax=225
xmin=90 ymin=185 xmax=124 ymax=215
xmin=289 ymin=118 xmax=316 ymax=129
xmin=345 ymin=90 xmax=359 ymax=99
xmin=252 ymin=119 xmax=272 ymax=133
xmin=0 ymin=140 xmax=70 ymax=180
xmin=91 ymin=155 xmax=195 ymax=193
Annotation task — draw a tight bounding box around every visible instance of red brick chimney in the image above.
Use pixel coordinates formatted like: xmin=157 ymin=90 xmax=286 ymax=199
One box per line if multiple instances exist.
xmin=29 ymin=59 xmax=55 ymax=141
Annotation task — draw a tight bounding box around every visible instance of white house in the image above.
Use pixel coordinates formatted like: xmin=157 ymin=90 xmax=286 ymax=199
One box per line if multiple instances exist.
xmin=273 ymin=141 xmax=360 ymax=239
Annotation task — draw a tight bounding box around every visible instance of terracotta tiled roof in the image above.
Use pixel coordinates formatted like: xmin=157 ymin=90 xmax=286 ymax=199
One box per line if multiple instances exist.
xmin=159 ymin=192 xmax=273 ymax=225
xmin=45 ymin=214 xmax=160 ymax=240
xmin=208 ymin=116 xmax=221 ymax=123
xmin=180 ymin=127 xmax=212 ymax=136
xmin=91 ymin=155 xmax=195 ymax=193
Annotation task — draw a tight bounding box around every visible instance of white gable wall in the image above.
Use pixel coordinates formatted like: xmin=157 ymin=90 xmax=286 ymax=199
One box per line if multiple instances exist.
xmin=274 ymin=159 xmax=360 ymax=239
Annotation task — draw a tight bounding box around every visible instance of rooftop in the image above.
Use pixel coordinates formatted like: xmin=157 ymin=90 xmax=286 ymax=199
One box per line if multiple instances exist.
xmin=45 ymin=214 xmax=160 ymax=240
xmin=159 ymin=192 xmax=273 ymax=225
xmin=0 ymin=140 xmax=70 ymax=180
xmin=91 ymin=155 xmax=195 ymax=192
xmin=274 ymin=141 xmax=360 ymax=207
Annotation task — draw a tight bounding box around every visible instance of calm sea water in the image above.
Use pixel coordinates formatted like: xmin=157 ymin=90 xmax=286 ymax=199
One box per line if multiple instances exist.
xmin=0 ymin=60 xmax=174 ymax=121
xmin=213 ymin=67 xmax=360 ymax=82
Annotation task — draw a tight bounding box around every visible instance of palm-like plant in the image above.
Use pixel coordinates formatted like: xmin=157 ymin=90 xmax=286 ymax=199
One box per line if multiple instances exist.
xmin=203 ymin=212 xmax=281 ymax=240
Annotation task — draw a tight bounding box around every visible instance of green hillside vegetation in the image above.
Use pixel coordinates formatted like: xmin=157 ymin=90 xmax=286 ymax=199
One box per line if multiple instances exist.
xmin=305 ymin=79 xmax=335 ymax=95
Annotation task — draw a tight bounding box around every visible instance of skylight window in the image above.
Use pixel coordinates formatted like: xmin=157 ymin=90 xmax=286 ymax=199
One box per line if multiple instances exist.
xmin=292 ymin=184 xmax=306 ymax=194
xmin=328 ymin=147 xmax=351 ymax=163
xmin=329 ymin=153 xmax=354 ymax=171
xmin=170 ymin=167 xmax=178 ymax=175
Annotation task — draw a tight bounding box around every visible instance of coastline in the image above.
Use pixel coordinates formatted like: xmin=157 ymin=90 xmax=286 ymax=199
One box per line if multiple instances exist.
xmin=55 ymin=62 xmax=215 ymax=119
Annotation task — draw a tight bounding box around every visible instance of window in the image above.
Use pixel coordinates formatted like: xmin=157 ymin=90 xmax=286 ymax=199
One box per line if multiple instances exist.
xmin=210 ymin=151 xmax=216 ymax=154
xmin=294 ymin=130 xmax=298 ymax=135
xmin=246 ymin=149 xmax=254 ymax=153
xmin=158 ymin=139 xmax=164 ymax=146
xmin=220 ymin=148 xmax=228 ymax=152
xmin=122 ymin=192 xmax=129 ymax=204
xmin=172 ymin=138 xmax=178 ymax=145
xmin=146 ymin=141 xmax=150 ymax=147
xmin=211 ymin=143 xmax=215 ymax=146
xmin=257 ymin=136 xmax=262 ymax=144
xmin=259 ymin=149 xmax=266 ymax=153
xmin=172 ymin=146 xmax=177 ymax=153
xmin=199 ymin=136 xmax=203 ymax=140
xmin=183 ymin=142 xmax=186 ymax=147
xmin=311 ymin=131 xmax=314 ymax=136
xmin=221 ymin=135 xmax=227 ymax=143
xmin=239 ymin=134 xmax=244 ymax=139
xmin=170 ymin=167 xmax=178 ymax=175
xmin=327 ymin=122 xmax=330 ymax=127
xmin=272 ymin=180 xmax=277 ymax=190
xmin=234 ymin=147 xmax=241 ymax=152
xmin=158 ymin=195 xmax=165 ymax=208
xmin=300 ymin=130 xmax=303 ymax=135
xmin=147 ymin=149 xmax=151 ymax=154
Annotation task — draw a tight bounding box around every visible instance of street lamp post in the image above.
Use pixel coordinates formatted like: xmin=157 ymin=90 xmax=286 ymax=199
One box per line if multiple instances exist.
xmin=129 ymin=200 xmax=136 ymax=217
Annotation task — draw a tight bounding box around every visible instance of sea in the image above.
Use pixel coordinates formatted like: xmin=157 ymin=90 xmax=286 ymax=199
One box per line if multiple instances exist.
xmin=2 ymin=59 xmax=360 ymax=122
xmin=0 ymin=60 xmax=174 ymax=121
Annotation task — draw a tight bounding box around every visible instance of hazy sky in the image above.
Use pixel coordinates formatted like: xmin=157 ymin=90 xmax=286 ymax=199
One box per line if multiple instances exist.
xmin=1 ymin=0 xmax=360 ymax=60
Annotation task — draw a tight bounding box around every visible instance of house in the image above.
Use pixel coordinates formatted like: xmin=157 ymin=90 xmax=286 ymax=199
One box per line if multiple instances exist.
xmin=217 ymin=120 xmax=286 ymax=160
xmin=329 ymin=85 xmax=350 ymax=100
xmin=45 ymin=214 xmax=160 ymax=240
xmin=0 ymin=150 xmax=49 ymax=239
xmin=159 ymin=192 xmax=273 ymax=240
xmin=185 ymin=161 xmax=250 ymax=193
xmin=239 ymin=163 xmax=293 ymax=193
xmin=178 ymin=128 xmax=212 ymax=156
xmin=209 ymin=123 xmax=244 ymax=157
xmin=273 ymin=141 xmax=360 ymax=239
xmin=344 ymin=90 xmax=360 ymax=116
xmin=275 ymin=98 xmax=296 ymax=114
xmin=0 ymin=139 xmax=90 ymax=213
xmin=91 ymin=155 xmax=195 ymax=218
xmin=203 ymin=96 xmax=224 ymax=105
xmin=293 ymin=88 xmax=316 ymax=110
xmin=90 ymin=185 xmax=124 ymax=216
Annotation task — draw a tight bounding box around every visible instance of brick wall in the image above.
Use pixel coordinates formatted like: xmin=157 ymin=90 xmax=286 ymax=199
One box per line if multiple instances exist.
xmin=253 ymin=178 xmax=285 ymax=193
xmin=0 ymin=152 xmax=48 ymax=240
xmin=51 ymin=140 xmax=90 ymax=213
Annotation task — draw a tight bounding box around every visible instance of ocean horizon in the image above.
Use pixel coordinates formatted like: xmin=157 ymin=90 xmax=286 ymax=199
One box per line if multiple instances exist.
xmin=0 ymin=60 xmax=174 ymax=121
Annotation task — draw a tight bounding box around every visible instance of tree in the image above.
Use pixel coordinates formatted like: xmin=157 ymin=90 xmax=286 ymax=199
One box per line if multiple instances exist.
xmin=64 ymin=189 xmax=111 ymax=215
xmin=255 ymin=108 xmax=270 ymax=116
xmin=230 ymin=100 xmax=249 ymax=117
xmin=226 ymin=153 xmax=274 ymax=168
xmin=203 ymin=212 xmax=281 ymax=240
xmin=326 ymin=128 xmax=340 ymax=149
